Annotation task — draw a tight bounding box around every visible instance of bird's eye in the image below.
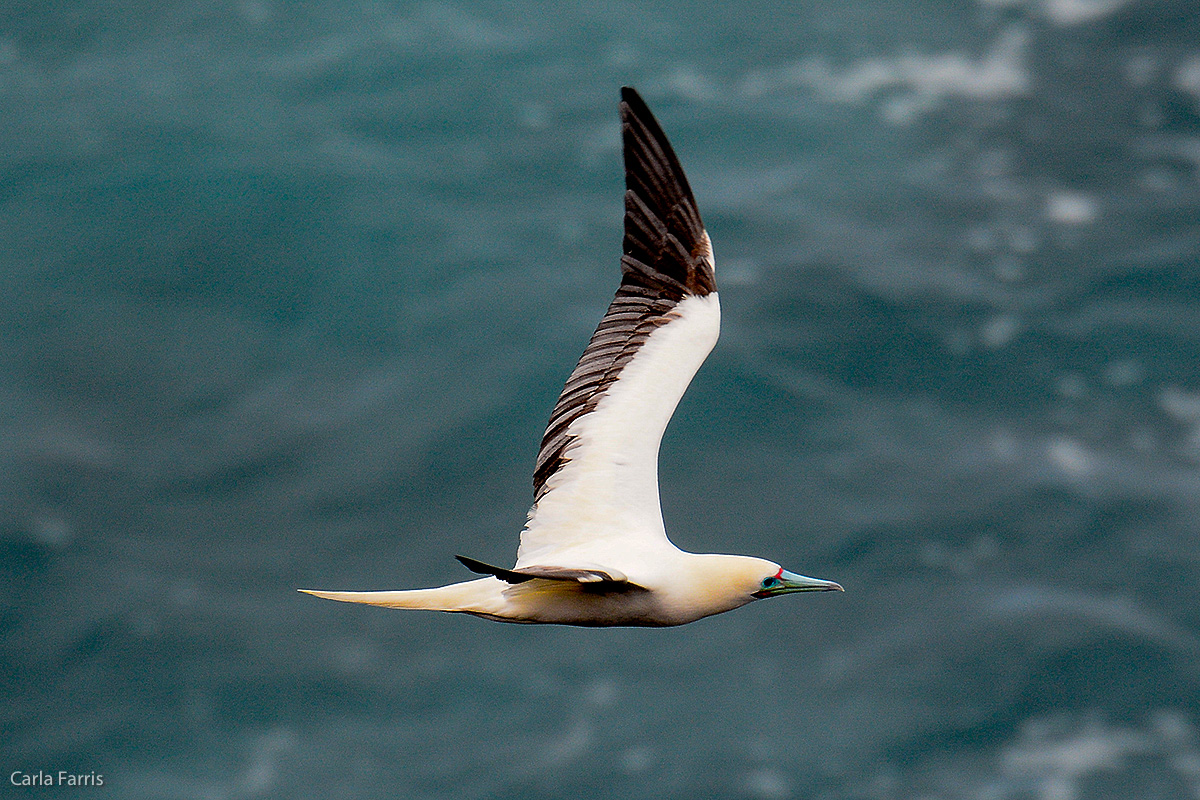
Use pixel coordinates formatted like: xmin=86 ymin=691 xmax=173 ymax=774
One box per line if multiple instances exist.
xmin=760 ymin=577 xmax=780 ymax=589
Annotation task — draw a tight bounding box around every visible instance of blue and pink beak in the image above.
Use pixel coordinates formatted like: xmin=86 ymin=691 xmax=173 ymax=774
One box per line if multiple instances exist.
xmin=753 ymin=567 xmax=843 ymax=598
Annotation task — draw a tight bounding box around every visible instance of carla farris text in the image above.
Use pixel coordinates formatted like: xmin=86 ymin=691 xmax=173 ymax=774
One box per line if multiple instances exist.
xmin=11 ymin=771 xmax=104 ymax=787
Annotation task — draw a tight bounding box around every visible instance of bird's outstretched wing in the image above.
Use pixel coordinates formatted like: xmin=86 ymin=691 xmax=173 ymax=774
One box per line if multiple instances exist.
xmin=456 ymin=555 xmax=636 ymax=587
xmin=516 ymin=87 xmax=719 ymax=571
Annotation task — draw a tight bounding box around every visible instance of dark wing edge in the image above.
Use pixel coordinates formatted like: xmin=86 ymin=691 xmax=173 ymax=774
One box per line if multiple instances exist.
xmin=618 ymin=86 xmax=715 ymax=300
xmin=530 ymin=87 xmax=715 ymax=499
xmin=456 ymin=555 xmax=638 ymax=589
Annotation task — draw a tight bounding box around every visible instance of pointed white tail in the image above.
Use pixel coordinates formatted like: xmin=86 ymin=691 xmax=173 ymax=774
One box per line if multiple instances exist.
xmin=299 ymin=578 xmax=504 ymax=613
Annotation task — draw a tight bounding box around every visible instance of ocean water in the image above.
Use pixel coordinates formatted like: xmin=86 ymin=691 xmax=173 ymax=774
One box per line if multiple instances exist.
xmin=4 ymin=1 xmax=1200 ymax=798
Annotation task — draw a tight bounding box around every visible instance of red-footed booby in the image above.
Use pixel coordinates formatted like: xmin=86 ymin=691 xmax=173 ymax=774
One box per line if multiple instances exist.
xmin=301 ymin=87 xmax=843 ymax=626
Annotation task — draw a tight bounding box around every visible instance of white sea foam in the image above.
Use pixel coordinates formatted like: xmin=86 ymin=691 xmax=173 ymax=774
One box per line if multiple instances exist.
xmin=1161 ymin=386 xmax=1200 ymax=422
xmin=1041 ymin=0 xmax=1133 ymax=25
xmin=991 ymin=713 xmax=1200 ymax=800
xmin=1047 ymin=437 xmax=1093 ymax=476
xmin=989 ymin=586 xmax=1200 ymax=653
xmin=742 ymin=27 xmax=1029 ymax=122
xmin=981 ymin=313 xmax=1021 ymax=349
xmin=1003 ymin=719 xmax=1146 ymax=800
xmin=744 ymin=767 xmax=792 ymax=800
xmin=1176 ymin=55 xmax=1200 ymax=107
xmin=977 ymin=0 xmax=1134 ymax=25
xmin=1045 ymin=191 xmax=1100 ymax=225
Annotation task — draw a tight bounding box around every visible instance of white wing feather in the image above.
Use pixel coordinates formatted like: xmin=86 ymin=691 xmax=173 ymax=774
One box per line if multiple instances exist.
xmin=516 ymin=292 xmax=719 ymax=571
xmin=512 ymin=87 xmax=717 ymax=579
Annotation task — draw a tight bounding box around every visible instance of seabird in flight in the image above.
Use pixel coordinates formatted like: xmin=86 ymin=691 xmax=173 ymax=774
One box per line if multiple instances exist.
xmin=301 ymin=87 xmax=843 ymax=626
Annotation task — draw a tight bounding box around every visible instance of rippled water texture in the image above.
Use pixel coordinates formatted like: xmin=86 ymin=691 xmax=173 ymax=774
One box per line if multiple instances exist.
xmin=3 ymin=1 xmax=1200 ymax=797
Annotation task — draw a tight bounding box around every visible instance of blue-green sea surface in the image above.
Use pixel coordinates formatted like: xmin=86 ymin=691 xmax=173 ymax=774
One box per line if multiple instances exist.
xmin=4 ymin=1 xmax=1200 ymax=797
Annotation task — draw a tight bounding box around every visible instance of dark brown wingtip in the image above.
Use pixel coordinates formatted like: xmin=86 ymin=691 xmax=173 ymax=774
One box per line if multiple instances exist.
xmin=456 ymin=555 xmax=536 ymax=584
xmin=618 ymin=86 xmax=696 ymax=204
xmin=617 ymin=86 xmax=714 ymax=299
xmin=529 ymin=88 xmax=717 ymax=500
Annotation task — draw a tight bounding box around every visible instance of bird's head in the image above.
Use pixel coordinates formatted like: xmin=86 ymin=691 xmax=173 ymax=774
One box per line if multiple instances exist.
xmin=749 ymin=561 xmax=844 ymax=599
xmin=652 ymin=554 xmax=844 ymax=624
xmin=682 ymin=554 xmax=842 ymax=612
